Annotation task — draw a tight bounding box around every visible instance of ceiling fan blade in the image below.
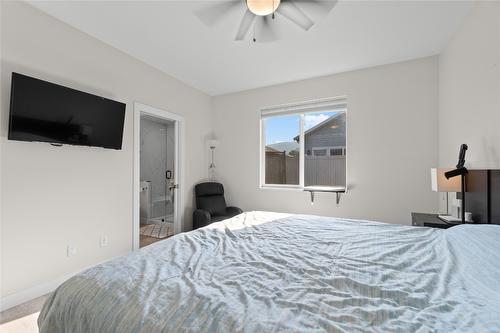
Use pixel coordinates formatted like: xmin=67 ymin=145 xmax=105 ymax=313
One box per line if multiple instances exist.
xmin=276 ymin=1 xmax=314 ymax=31
xmin=194 ymin=0 xmax=241 ymax=27
xmin=254 ymin=16 xmax=279 ymax=42
xmin=294 ymin=0 xmax=337 ymax=13
xmin=292 ymin=0 xmax=338 ymax=21
xmin=235 ymin=9 xmax=256 ymax=41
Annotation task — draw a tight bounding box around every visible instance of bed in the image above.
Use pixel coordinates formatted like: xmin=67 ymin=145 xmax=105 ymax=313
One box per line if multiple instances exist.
xmin=38 ymin=211 xmax=500 ymax=332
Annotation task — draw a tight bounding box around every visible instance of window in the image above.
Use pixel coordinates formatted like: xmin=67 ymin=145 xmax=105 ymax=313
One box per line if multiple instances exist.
xmin=313 ymin=149 xmax=327 ymax=156
xmin=330 ymin=148 xmax=343 ymax=156
xmin=262 ymin=114 xmax=300 ymax=185
xmin=312 ymin=147 xmax=345 ymax=156
xmin=261 ymin=98 xmax=347 ymax=188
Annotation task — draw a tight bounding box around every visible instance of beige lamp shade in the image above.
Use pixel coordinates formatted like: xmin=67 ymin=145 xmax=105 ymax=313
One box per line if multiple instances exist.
xmin=431 ymin=168 xmax=461 ymax=192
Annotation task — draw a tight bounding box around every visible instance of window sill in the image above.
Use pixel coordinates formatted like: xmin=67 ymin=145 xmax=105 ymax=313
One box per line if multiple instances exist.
xmin=303 ymin=186 xmax=347 ymax=204
xmin=259 ymin=185 xmax=302 ymax=191
xmin=259 ymin=185 xmax=347 ymax=193
xmin=303 ymin=186 xmax=346 ymax=193
xmin=260 ymin=185 xmax=347 ymax=204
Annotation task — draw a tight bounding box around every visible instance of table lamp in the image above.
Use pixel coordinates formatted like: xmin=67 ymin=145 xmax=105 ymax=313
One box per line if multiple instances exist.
xmin=431 ymin=168 xmax=461 ymax=222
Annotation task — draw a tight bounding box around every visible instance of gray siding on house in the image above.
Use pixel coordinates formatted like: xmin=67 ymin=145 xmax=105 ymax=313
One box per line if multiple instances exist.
xmin=304 ymin=112 xmax=346 ymax=153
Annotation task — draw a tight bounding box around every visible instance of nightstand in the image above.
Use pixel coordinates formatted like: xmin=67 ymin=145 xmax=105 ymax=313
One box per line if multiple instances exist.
xmin=411 ymin=212 xmax=460 ymax=229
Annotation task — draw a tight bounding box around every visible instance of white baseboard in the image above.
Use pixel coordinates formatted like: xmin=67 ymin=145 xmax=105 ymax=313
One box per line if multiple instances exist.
xmin=0 ymin=253 xmax=127 ymax=312
xmin=0 ymin=273 xmax=71 ymax=312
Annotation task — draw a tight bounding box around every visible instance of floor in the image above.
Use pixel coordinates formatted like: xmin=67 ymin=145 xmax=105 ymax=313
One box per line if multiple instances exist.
xmin=140 ymin=233 xmax=164 ymax=247
xmin=139 ymin=223 xmax=173 ymax=248
xmin=0 ymin=295 xmax=47 ymax=333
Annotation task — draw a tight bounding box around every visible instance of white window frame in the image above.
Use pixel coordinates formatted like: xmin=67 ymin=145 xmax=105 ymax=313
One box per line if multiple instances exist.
xmin=259 ymin=97 xmax=347 ymax=190
xmin=312 ymin=148 xmax=328 ymax=156
xmin=311 ymin=146 xmax=346 ymax=156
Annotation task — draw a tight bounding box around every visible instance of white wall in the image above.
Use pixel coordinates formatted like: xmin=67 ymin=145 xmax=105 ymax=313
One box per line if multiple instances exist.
xmin=439 ymin=1 xmax=500 ymax=168
xmin=0 ymin=2 xmax=211 ymax=305
xmin=212 ymin=57 xmax=439 ymax=225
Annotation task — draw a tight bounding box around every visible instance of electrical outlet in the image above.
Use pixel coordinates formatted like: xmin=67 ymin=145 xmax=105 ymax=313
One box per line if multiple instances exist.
xmin=100 ymin=235 xmax=108 ymax=247
xmin=67 ymin=245 xmax=77 ymax=257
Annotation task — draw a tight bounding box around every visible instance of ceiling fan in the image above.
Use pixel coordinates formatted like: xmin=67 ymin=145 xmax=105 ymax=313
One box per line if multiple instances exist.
xmin=195 ymin=0 xmax=338 ymax=42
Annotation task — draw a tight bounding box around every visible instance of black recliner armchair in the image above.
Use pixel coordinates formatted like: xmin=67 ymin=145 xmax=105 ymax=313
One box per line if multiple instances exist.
xmin=193 ymin=182 xmax=242 ymax=229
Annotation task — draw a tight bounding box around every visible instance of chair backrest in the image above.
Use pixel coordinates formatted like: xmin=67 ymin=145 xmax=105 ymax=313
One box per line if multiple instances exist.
xmin=195 ymin=182 xmax=227 ymax=216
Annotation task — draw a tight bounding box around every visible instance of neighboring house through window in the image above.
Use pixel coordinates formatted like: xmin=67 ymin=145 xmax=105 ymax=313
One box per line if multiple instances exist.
xmin=307 ymin=146 xmax=346 ymax=156
xmin=313 ymin=149 xmax=327 ymax=156
xmin=330 ymin=147 xmax=344 ymax=156
xmin=261 ymin=98 xmax=347 ymax=188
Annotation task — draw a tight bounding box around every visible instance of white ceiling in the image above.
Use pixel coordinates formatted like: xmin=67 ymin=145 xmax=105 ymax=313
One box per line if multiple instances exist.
xmin=29 ymin=1 xmax=473 ymax=96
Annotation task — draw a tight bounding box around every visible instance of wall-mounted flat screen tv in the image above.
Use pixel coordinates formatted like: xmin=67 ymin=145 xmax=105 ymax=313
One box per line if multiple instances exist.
xmin=8 ymin=73 xmax=126 ymax=150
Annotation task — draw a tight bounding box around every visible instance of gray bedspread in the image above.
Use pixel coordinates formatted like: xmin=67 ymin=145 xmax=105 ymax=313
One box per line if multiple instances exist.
xmin=38 ymin=211 xmax=500 ymax=332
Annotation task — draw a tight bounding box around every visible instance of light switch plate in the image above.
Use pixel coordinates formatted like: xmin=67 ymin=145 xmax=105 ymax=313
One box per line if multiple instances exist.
xmin=100 ymin=235 xmax=108 ymax=247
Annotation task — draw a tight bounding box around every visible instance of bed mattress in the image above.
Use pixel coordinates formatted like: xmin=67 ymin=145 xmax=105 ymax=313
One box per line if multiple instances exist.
xmin=38 ymin=211 xmax=500 ymax=332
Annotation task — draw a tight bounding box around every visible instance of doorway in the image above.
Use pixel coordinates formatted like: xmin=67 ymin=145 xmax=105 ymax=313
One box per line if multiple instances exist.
xmin=133 ymin=103 xmax=184 ymax=250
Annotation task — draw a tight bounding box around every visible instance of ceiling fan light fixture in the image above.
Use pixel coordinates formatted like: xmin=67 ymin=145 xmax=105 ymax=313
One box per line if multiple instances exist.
xmin=246 ymin=0 xmax=281 ymax=16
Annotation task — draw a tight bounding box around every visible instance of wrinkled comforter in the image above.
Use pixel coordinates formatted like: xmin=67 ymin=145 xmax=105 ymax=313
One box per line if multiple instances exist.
xmin=38 ymin=211 xmax=500 ymax=332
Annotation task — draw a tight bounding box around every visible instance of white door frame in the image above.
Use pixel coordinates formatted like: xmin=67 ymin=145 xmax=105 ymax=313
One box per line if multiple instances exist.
xmin=133 ymin=102 xmax=185 ymax=250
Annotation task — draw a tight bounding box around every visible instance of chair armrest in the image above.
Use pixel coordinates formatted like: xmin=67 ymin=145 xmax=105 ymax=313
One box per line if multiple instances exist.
xmin=193 ymin=209 xmax=211 ymax=230
xmin=226 ymin=206 xmax=243 ymax=217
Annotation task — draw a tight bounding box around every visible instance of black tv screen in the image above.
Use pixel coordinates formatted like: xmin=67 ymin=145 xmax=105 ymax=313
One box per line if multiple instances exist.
xmin=8 ymin=73 xmax=126 ymax=150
